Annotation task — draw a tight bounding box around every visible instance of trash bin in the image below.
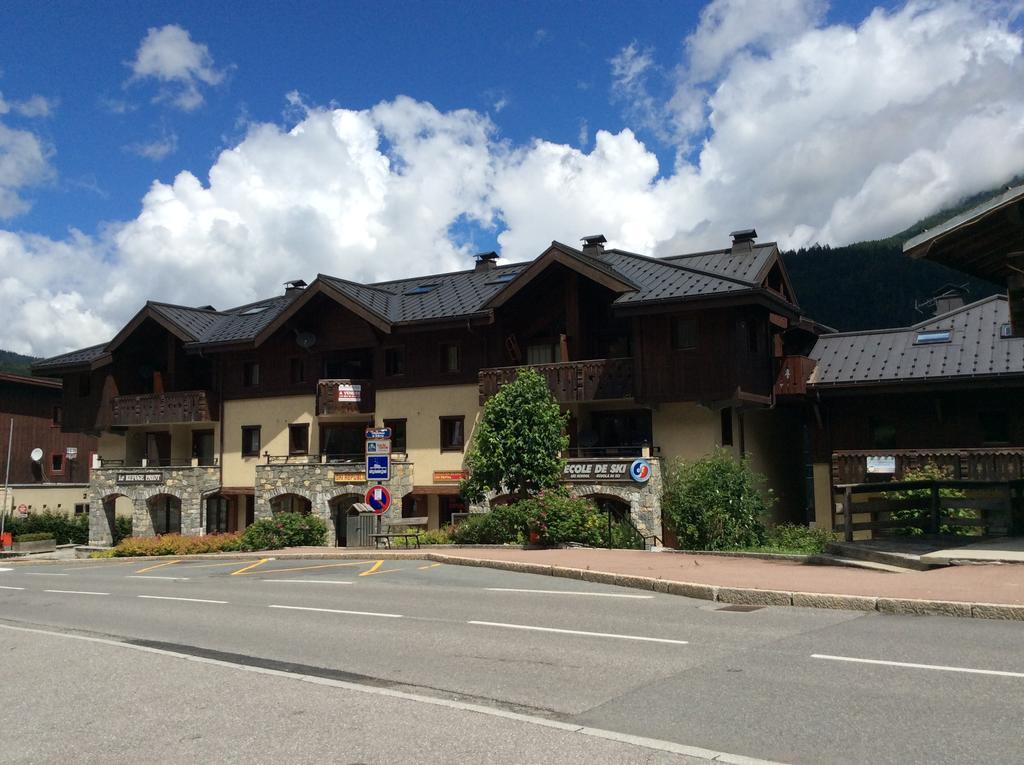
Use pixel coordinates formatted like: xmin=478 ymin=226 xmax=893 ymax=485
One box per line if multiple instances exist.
xmin=0 ymin=532 xmax=12 ymax=550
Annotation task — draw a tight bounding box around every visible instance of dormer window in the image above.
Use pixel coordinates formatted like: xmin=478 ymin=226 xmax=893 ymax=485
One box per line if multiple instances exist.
xmin=1000 ymin=323 xmax=1014 ymax=339
xmin=914 ymin=330 xmax=951 ymax=345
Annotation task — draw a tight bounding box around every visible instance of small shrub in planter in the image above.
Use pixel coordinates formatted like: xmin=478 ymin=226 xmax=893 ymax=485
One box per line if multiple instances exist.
xmin=13 ymin=532 xmax=55 ymax=543
xmin=113 ymin=533 xmax=244 ymax=557
xmin=240 ymin=512 xmax=327 ymax=550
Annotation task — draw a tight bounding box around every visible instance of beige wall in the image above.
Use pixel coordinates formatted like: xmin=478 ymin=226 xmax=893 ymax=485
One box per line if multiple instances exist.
xmin=743 ymin=408 xmax=806 ymax=525
xmin=222 ymin=395 xmax=316 ymax=486
xmin=812 ymin=462 xmax=833 ymax=530
xmin=652 ymin=402 xmax=722 ymax=462
xmin=98 ymin=431 xmax=127 ymax=462
xmin=375 ymin=384 xmax=481 ymax=487
xmin=4 ymin=485 xmax=89 ymax=515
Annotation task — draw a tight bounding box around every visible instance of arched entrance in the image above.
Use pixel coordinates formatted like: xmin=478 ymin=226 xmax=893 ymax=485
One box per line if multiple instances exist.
xmin=328 ymin=493 xmax=363 ymax=547
xmin=270 ymin=493 xmax=312 ymax=515
xmin=583 ymin=494 xmax=634 ymax=547
xmin=99 ymin=493 xmax=130 ymax=544
xmin=147 ymin=494 xmax=182 ymax=535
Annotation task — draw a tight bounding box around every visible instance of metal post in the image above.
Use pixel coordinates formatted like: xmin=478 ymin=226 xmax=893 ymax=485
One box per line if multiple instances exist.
xmin=842 ymin=486 xmax=853 ymax=543
xmin=929 ymin=483 xmax=941 ymax=535
xmin=607 ymin=508 xmax=613 ymax=549
xmin=1 ymin=418 xmax=13 ymax=544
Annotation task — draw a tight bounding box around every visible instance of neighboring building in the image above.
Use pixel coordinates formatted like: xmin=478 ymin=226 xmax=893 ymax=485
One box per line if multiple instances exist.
xmin=804 ymin=294 xmax=1024 ymax=529
xmin=0 ymin=372 xmax=98 ymax=520
xmin=35 ymin=231 xmax=817 ymax=547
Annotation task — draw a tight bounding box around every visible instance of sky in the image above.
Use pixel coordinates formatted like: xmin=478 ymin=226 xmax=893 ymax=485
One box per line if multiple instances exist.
xmin=1 ymin=0 xmax=1023 ymax=357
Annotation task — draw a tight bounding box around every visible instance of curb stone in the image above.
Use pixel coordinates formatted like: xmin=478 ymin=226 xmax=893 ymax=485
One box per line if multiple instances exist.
xmin=716 ymin=587 xmax=793 ymax=606
xmin=791 ymin=592 xmax=877 ymax=611
xmin=876 ymin=598 xmax=973 ymax=618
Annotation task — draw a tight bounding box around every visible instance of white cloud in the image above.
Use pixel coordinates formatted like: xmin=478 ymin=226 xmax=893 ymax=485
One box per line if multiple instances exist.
xmin=0 ymin=122 xmax=55 ymax=218
xmin=0 ymin=92 xmax=58 ymax=118
xmin=124 ymin=130 xmax=178 ymax=161
xmin=127 ymin=24 xmax=228 ymax=110
xmin=3 ymin=2 xmax=1024 ymax=356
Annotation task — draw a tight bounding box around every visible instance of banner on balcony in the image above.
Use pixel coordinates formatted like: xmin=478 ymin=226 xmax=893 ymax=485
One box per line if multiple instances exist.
xmin=336 ymin=384 xmax=362 ymax=403
xmin=116 ymin=472 xmax=164 ymax=485
xmin=562 ymin=460 xmax=632 ymax=482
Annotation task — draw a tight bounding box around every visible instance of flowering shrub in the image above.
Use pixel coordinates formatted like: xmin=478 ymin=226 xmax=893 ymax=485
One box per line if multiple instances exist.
xmin=240 ymin=512 xmax=327 ymax=550
xmin=521 ymin=489 xmax=605 ymax=547
xmin=112 ymin=533 xmax=244 ymax=557
xmin=449 ymin=505 xmax=529 ymax=544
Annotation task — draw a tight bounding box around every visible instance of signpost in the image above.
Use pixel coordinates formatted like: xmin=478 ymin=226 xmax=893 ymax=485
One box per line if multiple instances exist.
xmin=364 ymin=485 xmax=392 ymax=514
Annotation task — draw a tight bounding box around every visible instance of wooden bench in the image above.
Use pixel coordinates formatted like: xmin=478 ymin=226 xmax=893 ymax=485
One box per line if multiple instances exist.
xmin=370 ymin=516 xmax=428 ymax=549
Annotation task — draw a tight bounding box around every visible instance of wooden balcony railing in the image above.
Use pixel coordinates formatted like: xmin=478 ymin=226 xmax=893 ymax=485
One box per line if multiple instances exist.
xmin=110 ymin=390 xmax=215 ymax=426
xmin=832 ymin=448 xmax=1024 ymax=485
xmin=774 ymin=355 xmax=815 ymax=397
xmin=479 ymin=358 xmax=634 ymax=404
xmin=317 ymin=379 xmax=375 ymax=415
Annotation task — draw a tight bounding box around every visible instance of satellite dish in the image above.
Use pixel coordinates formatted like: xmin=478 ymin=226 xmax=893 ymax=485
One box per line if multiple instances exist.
xmin=30 ymin=448 xmax=43 ymax=462
xmin=296 ymin=332 xmax=317 ymax=349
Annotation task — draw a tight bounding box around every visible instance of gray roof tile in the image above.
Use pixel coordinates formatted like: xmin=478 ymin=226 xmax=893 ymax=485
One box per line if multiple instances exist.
xmin=32 ymin=343 xmax=108 ymax=371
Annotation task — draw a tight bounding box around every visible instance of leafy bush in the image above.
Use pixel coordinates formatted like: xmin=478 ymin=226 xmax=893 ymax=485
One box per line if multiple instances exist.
xmin=113 ymin=516 xmax=133 ymax=544
xmin=391 ymin=526 xmax=453 ymax=547
xmin=5 ymin=511 xmax=89 ymax=545
xmin=661 ymin=449 xmax=771 ymax=551
xmin=13 ymin=532 xmax=55 ymax=543
xmin=890 ymin=462 xmax=979 ymax=536
xmin=112 ymin=533 xmax=244 ymax=557
xmin=450 ymin=504 xmax=529 ymax=544
xmin=759 ymin=524 xmax=833 ymax=554
xmin=521 ymin=489 xmax=605 ymax=547
xmin=240 ymin=512 xmax=327 ymax=550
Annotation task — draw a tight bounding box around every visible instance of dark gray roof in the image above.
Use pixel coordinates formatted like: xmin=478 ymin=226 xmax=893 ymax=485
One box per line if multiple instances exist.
xmin=808 ymin=296 xmax=1023 ymax=388
xmin=187 ymin=295 xmax=298 ymax=346
xmin=149 ymin=302 xmax=221 ymax=340
xmin=32 ymin=343 xmax=108 ymax=371
xmin=904 ymin=183 xmax=1024 ymax=257
xmin=662 ymin=243 xmax=776 ymax=284
xmin=600 ymin=250 xmax=750 ymax=304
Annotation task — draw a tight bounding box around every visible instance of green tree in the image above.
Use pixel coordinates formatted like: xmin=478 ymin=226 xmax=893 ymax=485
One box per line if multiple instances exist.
xmin=461 ymin=368 xmax=569 ymax=502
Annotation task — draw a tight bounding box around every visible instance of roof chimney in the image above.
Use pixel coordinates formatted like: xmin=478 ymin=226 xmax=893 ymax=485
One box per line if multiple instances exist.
xmin=918 ymin=283 xmax=968 ymax=317
xmin=581 ymin=234 xmax=607 ymax=257
xmin=475 ymin=251 xmax=498 ymax=272
xmin=284 ymin=279 xmax=308 ymax=295
xmin=730 ymin=228 xmax=757 ymax=256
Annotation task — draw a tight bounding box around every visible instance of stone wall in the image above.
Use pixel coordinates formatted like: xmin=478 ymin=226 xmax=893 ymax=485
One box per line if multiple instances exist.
xmin=254 ymin=460 xmax=415 ymax=546
xmin=87 ymin=466 xmax=221 ymax=546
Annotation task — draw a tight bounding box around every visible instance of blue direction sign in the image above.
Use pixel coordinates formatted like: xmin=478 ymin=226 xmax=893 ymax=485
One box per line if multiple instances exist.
xmin=367 ymin=454 xmax=391 ymax=481
xmin=366 ymin=427 xmax=392 ymax=440
xmin=365 ymin=485 xmax=392 ymax=514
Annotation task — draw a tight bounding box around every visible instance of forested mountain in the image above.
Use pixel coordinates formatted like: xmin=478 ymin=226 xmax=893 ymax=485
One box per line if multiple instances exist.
xmin=0 ymin=350 xmax=39 ymax=376
xmin=782 ymin=179 xmax=1021 ymax=331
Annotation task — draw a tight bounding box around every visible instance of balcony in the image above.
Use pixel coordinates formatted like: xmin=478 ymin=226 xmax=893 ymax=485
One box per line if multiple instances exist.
xmin=110 ymin=390 xmax=215 ymax=426
xmin=317 ymin=379 xmax=375 ymax=416
xmin=479 ymin=358 xmax=634 ymax=405
xmin=774 ymin=355 xmax=816 ymax=397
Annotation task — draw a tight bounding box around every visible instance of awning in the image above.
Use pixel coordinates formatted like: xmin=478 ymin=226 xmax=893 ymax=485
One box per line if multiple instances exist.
xmin=411 ymin=485 xmax=462 ymax=496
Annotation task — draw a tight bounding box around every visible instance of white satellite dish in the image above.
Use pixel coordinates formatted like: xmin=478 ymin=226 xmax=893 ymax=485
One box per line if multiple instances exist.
xmin=30 ymin=448 xmax=43 ymax=462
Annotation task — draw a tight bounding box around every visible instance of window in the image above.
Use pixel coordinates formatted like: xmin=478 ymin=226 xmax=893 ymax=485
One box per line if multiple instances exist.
xmin=440 ymin=415 xmax=465 ymax=452
xmin=242 ymin=361 xmax=261 ymax=387
xmin=78 ymin=374 xmax=91 ymax=398
xmin=720 ymin=408 xmax=733 ymax=447
xmin=1000 ymin=323 xmax=1014 ymax=339
xmin=526 ymin=343 xmax=558 ymax=365
xmin=74 ymin=503 xmax=89 ymax=515
xmin=439 ymin=495 xmax=466 ymax=526
xmin=51 ymin=405 xmax=62 ymax=427
xmin=206 ymin=496 xmax=229 ymax=534
xmin=404 ymin=283 xmax=438 ymax=295
xmin=384 ymin=418 xmax=407 ymax=452
xmin=915 ymin=329 xmax=951 ymax=345
xmin=288 ymin=423 xmax=310 ymax=455
xmin=440 ymin=343 xmax=461 ymax=373
xmin=384 ymin=346 xmax=406 ymax=376
xmin=979 ymin=411 xmax=1010 ymax=445
xmin=671 ymin=317 xmax=698 ymax=351
xmin=289 ymin=357 xmax=305 ymax=384
xmin=241 ymin=425 xmax=261 ymax=457
xmin=50 ymin=453 xmax=64 ymax=474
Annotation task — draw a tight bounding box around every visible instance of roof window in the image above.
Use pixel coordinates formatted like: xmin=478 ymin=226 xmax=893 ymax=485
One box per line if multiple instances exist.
xmin=239 ymin=306 xmax=268 ymax=316
xmin=404 ymin=284 xmax=439 ymax=295
xmin=485 ymin=272 xmax=518 ymax=285
xmin=914 ymin=329 xmax=951 ymax=345
xmin=1000 ymin=323 xmax=1014 ymax=339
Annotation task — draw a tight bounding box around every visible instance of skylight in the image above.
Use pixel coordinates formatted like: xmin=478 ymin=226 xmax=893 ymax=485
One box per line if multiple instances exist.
xmin=485 ymin=272 xmax=518 ymax=285
xmin=1000 ymin=323 xmax=1014 ymax=339
xmin=404 ymin=284 xmax=438 ymax=295
xmin=915 ymin=329 xmax=951 ymax=345
xmin=239 ymin=306 xmax=268 ymax=316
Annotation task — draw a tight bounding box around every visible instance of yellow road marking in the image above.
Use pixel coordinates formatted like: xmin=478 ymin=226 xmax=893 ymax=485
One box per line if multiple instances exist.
xmin=417 ymin=563 xmax=442 ymax=570
xmin=230 ymin=558 xmax=271 ymax=576
xmin=135 ymin=560 xmax=181 ymax=574
xmin=360 ymin=567 xmax=404 ymax=576
xmin=243 ymin=560 xmax=370 ymax=576
xmin=358 ymin=560 xmax=384 ymax=577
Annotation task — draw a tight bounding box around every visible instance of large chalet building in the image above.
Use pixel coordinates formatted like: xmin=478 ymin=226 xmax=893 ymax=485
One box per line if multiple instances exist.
xmin=35 ymin=231 xmax=816 ymax=547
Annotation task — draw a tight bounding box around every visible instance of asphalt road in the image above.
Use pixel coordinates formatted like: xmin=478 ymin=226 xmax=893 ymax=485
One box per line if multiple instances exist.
xmin=1 ymin=557 xmax=1022 ymax=765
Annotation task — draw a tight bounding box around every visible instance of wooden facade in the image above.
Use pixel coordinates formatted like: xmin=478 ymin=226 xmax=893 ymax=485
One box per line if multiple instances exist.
xmin=0 ymin=373 xmax=97 ymax=484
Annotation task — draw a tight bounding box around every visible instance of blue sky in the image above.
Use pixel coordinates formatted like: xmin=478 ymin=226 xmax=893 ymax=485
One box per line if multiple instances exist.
xmin=1 ymin=1 xmax=1022 ymax=355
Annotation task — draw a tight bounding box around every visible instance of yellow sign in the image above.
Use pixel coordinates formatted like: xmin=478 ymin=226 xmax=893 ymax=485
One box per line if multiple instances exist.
xmin=433 ymin=470 xmax=467 ymax=482
xmin=333 ymin=471 xmax=366 ymax=484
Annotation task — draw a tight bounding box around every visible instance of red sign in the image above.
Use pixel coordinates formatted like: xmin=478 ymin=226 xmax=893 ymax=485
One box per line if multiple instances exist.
xmin=364 ymin=485 xmax=392 ymax=514
xmin=16 ymin=504 xmax=28 ymax=515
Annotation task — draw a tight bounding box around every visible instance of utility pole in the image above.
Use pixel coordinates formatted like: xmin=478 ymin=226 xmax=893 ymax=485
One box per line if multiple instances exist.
xmin=1 ymin=418 xmax=13 ymax=543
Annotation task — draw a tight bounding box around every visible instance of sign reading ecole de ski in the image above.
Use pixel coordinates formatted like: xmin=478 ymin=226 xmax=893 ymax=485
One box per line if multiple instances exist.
xmin=116 ymin=472 xmax=163 ymax=485
xmin=562 ymin=459 xmax=652 ymax=484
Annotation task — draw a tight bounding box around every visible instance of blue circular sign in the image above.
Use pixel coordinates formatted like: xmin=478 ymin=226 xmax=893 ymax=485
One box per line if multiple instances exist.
xmin=629 ymin=459 xmax=652 ymax=483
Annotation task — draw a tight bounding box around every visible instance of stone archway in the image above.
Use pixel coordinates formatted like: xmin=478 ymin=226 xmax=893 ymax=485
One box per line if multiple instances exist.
xmin=91 ymin=493 xmax=131 ymax=547
xmin=269 ymin=493 xmax=313 ymax=515
xmin=328 ymin=493 xmax=363 ymax=547
xmin=146 ymin=494 xmax=182 ymax=536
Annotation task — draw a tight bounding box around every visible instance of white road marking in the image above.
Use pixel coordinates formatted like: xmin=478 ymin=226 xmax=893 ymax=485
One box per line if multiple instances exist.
xmin=0 ymin=585 xmax=25 ymax=590
xmin=24 ymin=572 xmax=68 ymax=576
xmin=485 ymin=587 xmax=653 ymax=599
xmin=261 ymin=579 xmax=353 ymax=585
xmin=138 ymin=595 xmax=227 ymax=605
xmin=43 ymin=589 xmax=109 ymax=596
xmin=268 ymin=604 xmax=402 ymax=619
xmin=0 ymin=567 xmax=12 ymax=572
xmin=126 ymin=576 xmax=191 ymax=581
xmin=0 ymin=622 xmax=785 ymax=765
xmin=468 ymin=621 xmax=688 ymax=645
xmin=812 ymin=653 xmax=1024 ymax=679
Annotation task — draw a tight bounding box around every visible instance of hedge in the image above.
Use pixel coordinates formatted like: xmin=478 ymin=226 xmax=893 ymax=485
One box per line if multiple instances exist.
xmin=13 ymin=532 xmax=55 ymax=543
xmin=111 ymin=533 xmax=244 ymax=557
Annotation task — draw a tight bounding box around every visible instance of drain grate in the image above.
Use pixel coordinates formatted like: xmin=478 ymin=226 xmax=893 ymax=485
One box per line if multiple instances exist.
xmin=716 ymin=604 xmax=764 ymax=612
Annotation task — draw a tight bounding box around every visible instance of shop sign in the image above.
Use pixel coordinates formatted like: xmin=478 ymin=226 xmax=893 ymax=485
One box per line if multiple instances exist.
xmin=333 ymin=471 xmax=366 ymax=483
xmin=365 ymin=427 xmax=391 ymax=440
xmin=562 ymin=460 xmax=631 ymax=482
xmin=433 ymin=470 xmax=467 ymax=482
xmin=366 ymin=439 xmax=391 ymax=454
xmin=336 ymin=384 xmax=362 ymax=402
xmin=866 ymin=456 xmax=896 ymax=474
xmin=629 ymin=459 xmax=652 ymax=483
xmin=116 ymin=472 xmax=163 ymax=485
